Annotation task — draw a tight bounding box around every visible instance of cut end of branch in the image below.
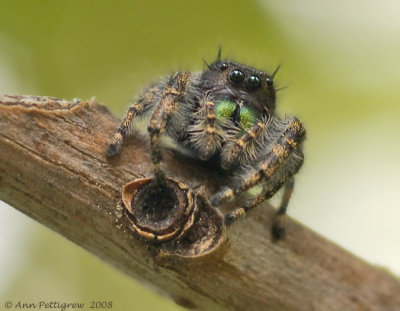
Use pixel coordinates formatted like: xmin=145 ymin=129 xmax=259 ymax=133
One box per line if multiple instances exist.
xmin=122 ymin=176 xmax=226 ymax=258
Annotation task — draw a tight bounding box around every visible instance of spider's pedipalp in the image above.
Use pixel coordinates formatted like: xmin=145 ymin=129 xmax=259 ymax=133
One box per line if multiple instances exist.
xmin=188 ymin=100 xmax=225 ymax=160
xmin=220 ymin=118 xmax=268 ymax=170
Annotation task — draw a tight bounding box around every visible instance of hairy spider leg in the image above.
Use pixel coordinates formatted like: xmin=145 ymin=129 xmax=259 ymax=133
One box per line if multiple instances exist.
xmin=188 ymin=98 xmax=229 ymax=160
xmin=221 ymin=119 xmax=267 ymax=170
xmin=198 ymin=100 xmax=225 ymax=159
xmin=272 ymin=177 xmax=295 ymax=239
xmin=211 ymin=117 xmax=305 ymax=206
xmin=224 ymin=156 xmax=302 ymax=239
xmin=225 ymin=149 xmax=303 ymax=221
xmin=223 ymin=178 xmax=291 ymax=225
xmin=147 ymin=72 xmax=189 ymax=178
xmin=106 ymin=86 xmax=160 ymax=157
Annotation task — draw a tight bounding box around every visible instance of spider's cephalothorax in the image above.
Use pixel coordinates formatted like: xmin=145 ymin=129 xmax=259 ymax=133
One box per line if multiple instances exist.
xmin=107 ymin=53 xmax=306 ymax=239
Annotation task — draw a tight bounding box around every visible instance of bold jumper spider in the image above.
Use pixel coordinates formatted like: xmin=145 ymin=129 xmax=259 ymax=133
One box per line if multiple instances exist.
xmin=107 ymin=50 xmax=306 ymax=239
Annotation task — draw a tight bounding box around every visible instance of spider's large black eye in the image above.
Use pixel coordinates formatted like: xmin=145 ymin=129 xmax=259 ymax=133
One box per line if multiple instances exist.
xmin=246 ymin=75 xmax=262 ymax=90
xmin=266 ymin=77 xmax=273 ymax=87
xmin=229 ymin=69 xmax=245 ymax=84
xmin=220 ymin=63 xmax=229 ymax=71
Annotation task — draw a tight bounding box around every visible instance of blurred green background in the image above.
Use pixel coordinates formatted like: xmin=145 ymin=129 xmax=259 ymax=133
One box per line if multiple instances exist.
xmin=1 ymin=0 xmax=399 ymax=310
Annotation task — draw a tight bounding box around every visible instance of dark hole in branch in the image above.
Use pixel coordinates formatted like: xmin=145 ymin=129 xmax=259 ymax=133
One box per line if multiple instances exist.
xmin=133 ymin=181 xmax=179 ymax=227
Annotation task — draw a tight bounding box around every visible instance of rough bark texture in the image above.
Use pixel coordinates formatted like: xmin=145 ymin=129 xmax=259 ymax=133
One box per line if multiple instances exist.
xmin=0 ymin=94 xmax=399 ymax=311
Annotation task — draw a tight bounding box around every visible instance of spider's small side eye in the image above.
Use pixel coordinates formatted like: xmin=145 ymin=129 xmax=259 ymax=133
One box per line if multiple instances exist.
xmin=220 ymin=63 xmax=229 ymax=71
xmin=266 ymin=77 xmax=273 ymax=87
xmin=229 ymin=69 xmax=245 ymax=84
xmin=246 ymin=75 xmax=262 ymax=91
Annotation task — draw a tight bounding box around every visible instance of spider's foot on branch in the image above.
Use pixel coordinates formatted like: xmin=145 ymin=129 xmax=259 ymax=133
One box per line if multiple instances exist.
xmin=224 ymin=207 xmax=246 ymax=225
xmin=272 ymin=214 xmax=286 ymax=240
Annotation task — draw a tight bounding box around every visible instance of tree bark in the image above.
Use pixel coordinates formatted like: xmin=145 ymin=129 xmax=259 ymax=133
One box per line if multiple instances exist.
xmin=0 ymin=94 xmax=399 ymax=311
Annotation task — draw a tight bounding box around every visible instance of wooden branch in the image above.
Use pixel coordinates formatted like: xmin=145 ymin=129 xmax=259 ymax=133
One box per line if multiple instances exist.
xmin=1 ymin=94 xmax=399 ymax=311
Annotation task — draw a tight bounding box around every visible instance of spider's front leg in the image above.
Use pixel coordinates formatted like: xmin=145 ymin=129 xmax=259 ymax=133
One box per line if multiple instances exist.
xmin=220 ymin=118 xmax=268 ymax=170
xmin=106 ymin=85 xmax=160 ymax=157
xmin=227 ymin=173 xmax=300 ymax=239
xmin=211 ymin=117 xmax=305 ymax=238
xmin=147 ymin=72 xmax=189 ymax=179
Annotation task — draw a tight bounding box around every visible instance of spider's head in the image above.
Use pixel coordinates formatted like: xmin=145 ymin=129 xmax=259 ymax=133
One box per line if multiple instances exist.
xmin=201 ymin=59 xmax=277 ymax=129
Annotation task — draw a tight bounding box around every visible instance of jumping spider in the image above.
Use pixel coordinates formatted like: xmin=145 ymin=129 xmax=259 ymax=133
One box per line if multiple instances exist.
xmin=107 ymin=50 xmax=306 ymax=239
